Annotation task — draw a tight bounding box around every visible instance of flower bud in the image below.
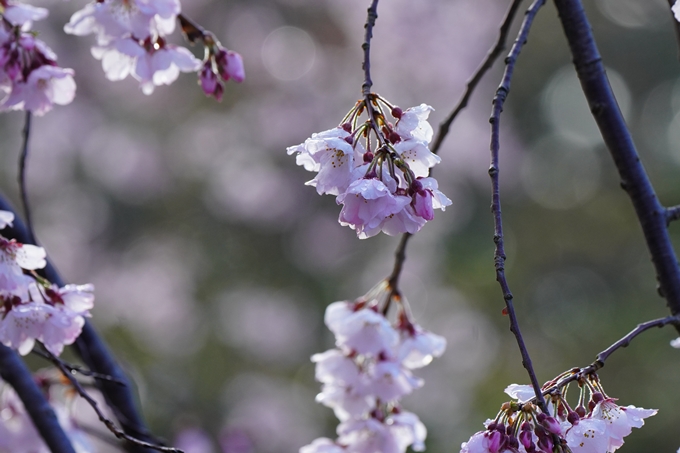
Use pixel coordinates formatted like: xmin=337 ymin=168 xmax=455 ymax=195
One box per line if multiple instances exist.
xmin=391 ymin=106 xmax=403 ymax=119
xmin=519 ymin=430 xmax=534 ymax=450
xmin=567 ymin=411 xmax=580 ymax=425
xmin=542 ymin=416 xmax=561 ymax=435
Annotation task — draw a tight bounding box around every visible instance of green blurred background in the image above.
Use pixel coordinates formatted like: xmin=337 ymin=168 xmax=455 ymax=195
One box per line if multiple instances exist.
xmin=2 ymin=0 xmax=680 ymax=452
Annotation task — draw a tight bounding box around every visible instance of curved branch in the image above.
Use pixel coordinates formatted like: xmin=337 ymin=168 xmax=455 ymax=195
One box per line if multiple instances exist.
xmin=553 ymin=0 xmax=680 ymax=330
xmin=0 ymin=345 xmax=76 ymax=453
xmin=523 ymin=315 xmax=680 ymax=405
xmin=490 ymin=0 xmax=548 ymax=412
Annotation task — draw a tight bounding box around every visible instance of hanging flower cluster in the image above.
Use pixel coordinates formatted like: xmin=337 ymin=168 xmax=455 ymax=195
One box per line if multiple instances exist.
xmin=0 ymin=1 xmax=76 ymax=115
xmin=461 ymin=374 xmax=657 ymax=453
xmin=0 ymin=370 xmax=94 ymax=453
xmin=0 ymin=211 xmax=93 ymax=356
xmin=301 ymin=282 xmax=446 ymax=453
xmin=287 ymin=95 xmax=451 ymax=239
xmin=64 ymin=0 xmax=244 ymax=97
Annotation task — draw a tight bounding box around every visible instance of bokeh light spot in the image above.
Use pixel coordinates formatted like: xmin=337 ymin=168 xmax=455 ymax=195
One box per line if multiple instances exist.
xmin=261 ymin=26 xmax=316 ymax=81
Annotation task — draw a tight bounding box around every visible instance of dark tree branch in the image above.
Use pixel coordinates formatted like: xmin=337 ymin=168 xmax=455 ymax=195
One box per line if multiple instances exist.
xmin=18 ymin=111 xmax=35 ymax=244
xmin=490 ymin=0 xmax=548 ymax=412
xmin=553 ymin=0 xmax=680 ymax=330
xmin=0 ymin=345 xmax=77 ymax=453
xmin=430 ymin=0 xmax=524 ymax=156
xmin=0 ymin=195 xmax=161 ymax=453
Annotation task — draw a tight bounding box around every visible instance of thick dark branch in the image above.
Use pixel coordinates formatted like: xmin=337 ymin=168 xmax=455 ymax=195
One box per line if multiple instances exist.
xmin=553 ymin=0 xmax=680 ymax=328
xmin=431 ymin=0 xmax=524 ymax=156
xmin=18 ymin=111 xmax=35 ymax=244
xmin=490 ymin=0 xmax=548 ymax=412
xmin=0 ymin=195 xmax=159 ymax=453
xmin=0 ymin=345 xmax=77 ymax=453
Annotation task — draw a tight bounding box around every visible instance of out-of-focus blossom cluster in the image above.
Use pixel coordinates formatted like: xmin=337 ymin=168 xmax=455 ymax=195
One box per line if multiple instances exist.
xmin=301 ymin=282 xmax=446 ymax=453
xmin=0 ymin=0 xmax=76 ymax=115
xmin=64 ymin=0 xmax=244 ymax=97
xmin=288 ymin=96 xmax=450 ymax=239
xmin=460 ymin=374 xmax=656 ymax=453
xmin=0 ymin=210 xmax=93 ymax=356
xmin=0 ymin=370 xmax=94 ymax=453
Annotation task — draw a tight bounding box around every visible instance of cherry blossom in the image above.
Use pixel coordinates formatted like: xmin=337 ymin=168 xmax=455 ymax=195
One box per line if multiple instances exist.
xmin=303 ymin=287 xmax=445 ymax=453
xmin=0 ymin=9 xmax=76 ymax=115
xmin=288 ymin=96 xmax=450 ymax=238
xmin=463 ymin=377 xmax=658 ymax=453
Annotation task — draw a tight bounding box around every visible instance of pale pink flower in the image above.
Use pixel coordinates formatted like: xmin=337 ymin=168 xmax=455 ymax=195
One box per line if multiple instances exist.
xmin=395 ymin=104 xmax=434 ymax=144
xmin=0 ymin=301 xmax=45 ymax=355
xmin=2 ymin=3 xmax=48 ymax=27
xmin=504 ymin=384 xmax=536 ymax=403
xmin=337 ymin=418 xmax=402 ymax=453
xmin=0 ymin=211 xmax=13 ymax=229
xmin=392 ymin=140 xmax=439 ymax=178
xmin=312 ymin=349 xmax=362 ymax=386
xmin=397 ymin=324 xmax=446 ymax=369
xmin=315 ymin=382 xmax=374 ymax=421
xmin=300 ymin=437 xmax=345 ymax=453
xmin=133 ymin=42 xmax=201 ymax=95
xmin=379 ymin=204 xmax=426 ymax=236
xmin=591 ymin=400 xmax=657 ymax=452
xmin=324 ymin=302 xmax=398 ymax=356
xmin=64 ymin=0 xmax=180 ymax=43
xmin=91 ymin=37 xmax=141 ymax=81
xmin=365 ymin=360 xmax=422 ymax=402
xmin=565 ymin=418 xmax=607 ymax=453
xmin=337 ymin=178 xmax=410 ymax=239
xmin=1 ymin=65 xmax=76 ymax=116
xmin=390 ymin=411 xmax=427 ymax=452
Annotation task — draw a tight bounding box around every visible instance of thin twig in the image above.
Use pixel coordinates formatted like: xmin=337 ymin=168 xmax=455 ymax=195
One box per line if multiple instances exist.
xmin=523 ymin=315 xmax=680 ymax=405
xmin=0 ymin=345 xmax=77 ymax=453
xmin=45 ymin=349 xmax=183 ymax=453
xmin=489 ymin=0 xmax=547 ymax=411
xmin=667 ymin=0 xmax=680 ymax=63
xmin=18 ymin=111 xmax=35 ymax=244
xmin=361 ymin=0 xmax=386 ymax=144
xmin=553 ymin=0 xmax=680 ymax=331
xmin=32 ymin=348 xmax=126 ymax=385
xmin=666 ymin=205 xmax=680 ymax=225
xmin=430 ymin=0 xmax=524 ymax=156
xmin=383 ymin=233 xmax=412 ymax=315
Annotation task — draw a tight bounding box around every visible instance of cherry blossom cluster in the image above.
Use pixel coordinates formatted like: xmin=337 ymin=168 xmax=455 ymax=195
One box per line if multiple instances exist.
xmin=0 ymin=210 xmax=93 ymax=356
xmin=287 ymin=95 xmax=451 ymax=239
xmin=0 ymin=370 xmax=94 ymax=453
xmin=0 ymin=1 xmax=76 ymax=115
xmin=301 ymin=282 xmax=446 ymax=453
xmin=64 ymin=0 xmax=244 ymax=97
xmin=461 ymin=374 xmax=657 ymax=453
